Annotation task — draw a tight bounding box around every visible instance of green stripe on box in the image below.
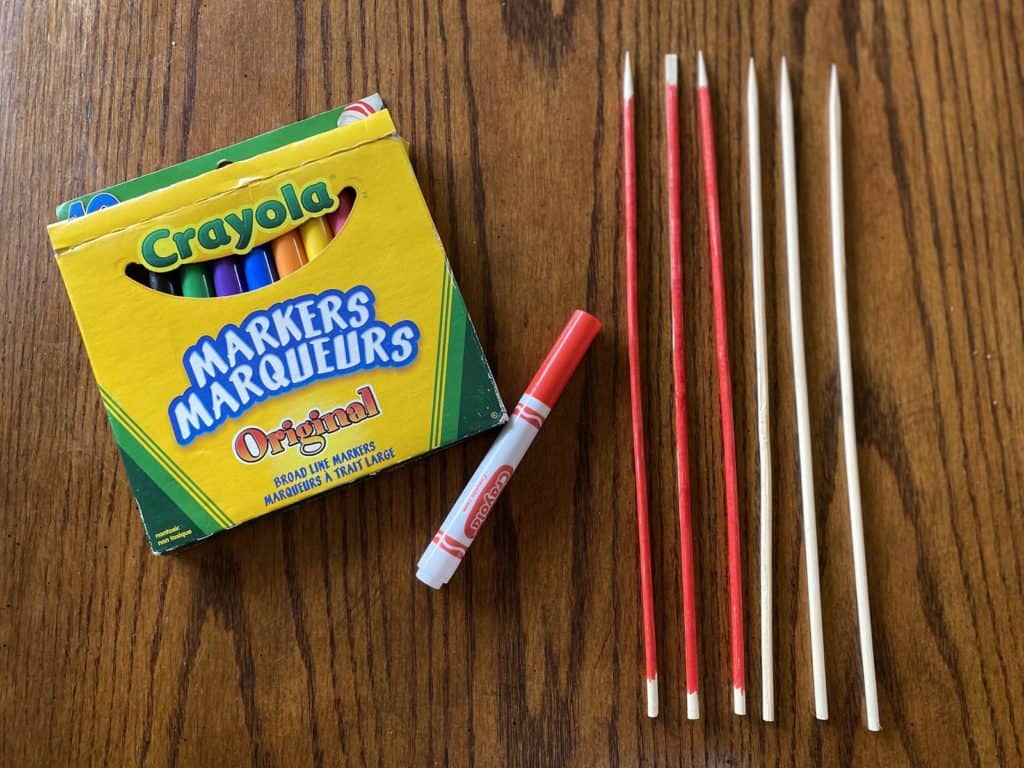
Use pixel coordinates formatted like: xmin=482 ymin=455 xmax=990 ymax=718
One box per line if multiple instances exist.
xmin=458 ymin=317 xmax=507 ymax=437
xmin=107 ymin=415 xmax=222 ymax=549
xmin=101 ymin=388 xmax=232 ymax=528
xmin=120 ymin=450 xmax=208 ymax=553
xmin=439 ymin=291 xmax=468 ymax=444
xmin=429 ymin=268 xmax=453 ymax=448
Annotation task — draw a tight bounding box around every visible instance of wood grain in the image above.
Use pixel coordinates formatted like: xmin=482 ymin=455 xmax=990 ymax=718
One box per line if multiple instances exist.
xmin=2 ymin=1 xmax=1022 ymax=765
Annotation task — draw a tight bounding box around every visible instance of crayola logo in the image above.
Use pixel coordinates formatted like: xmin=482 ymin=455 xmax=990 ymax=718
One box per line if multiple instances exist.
xmin=140 ymin=181 xmax=336 ymax=270
xmin=463 ymin=465 xmax=513 ymax=539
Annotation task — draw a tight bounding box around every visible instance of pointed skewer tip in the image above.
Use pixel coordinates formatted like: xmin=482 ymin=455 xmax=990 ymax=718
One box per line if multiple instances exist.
xmin=829 ymin=68 xmax=841 ymax=120
xmin=697 ymin=50 xmax=708 ymax=87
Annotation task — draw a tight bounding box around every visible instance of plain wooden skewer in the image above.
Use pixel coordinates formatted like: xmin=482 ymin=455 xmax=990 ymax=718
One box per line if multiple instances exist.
xmin=829 ymin=64 xmax=881 ymax=732
xmin=779 ymin=56 xmax=828 ymax=720
xmin=665 ymin=52 xmax=700 ymax=720
xmin=747 ymin=57 xmax=774 ymax=724
xmin=623 ymin=51 xmax=660 ymax=719
xmin=696 ymin=50 xmax=747 ymax=716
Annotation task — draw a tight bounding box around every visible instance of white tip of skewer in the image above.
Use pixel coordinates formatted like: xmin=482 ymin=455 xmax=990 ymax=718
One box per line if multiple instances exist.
xmin=687 ymin=691 xmax=700 ymax=720
xmin=763 ymin=703 xmax=775 ymax=723
xmin=646 ymin=677 xmax=659 ymax=718
xmin=623 ymin=51 xmax=633 ymax=99
xmin=697 ymin=50 xmax=708 ymax=87
xmin=665 ymin=53 xmax=678 ymax=85
xmin=815 ymin=702 xmax=830 ymax=721
xmin=829 ymin=65 xmax=841 ymax=115
xmin=780 ymin=58 xmax=792 ymax=113
xmin=868 ymin=714 xmax=882 ymax=732
xmin=733 ymin=687 xmax=747 ymax=716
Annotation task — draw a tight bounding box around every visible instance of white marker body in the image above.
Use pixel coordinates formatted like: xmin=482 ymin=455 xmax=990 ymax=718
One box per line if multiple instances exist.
xmin=337 ymin=93 xmax=385 ymax=126
xmin=416 ymin=395 xmax=550 ymax=588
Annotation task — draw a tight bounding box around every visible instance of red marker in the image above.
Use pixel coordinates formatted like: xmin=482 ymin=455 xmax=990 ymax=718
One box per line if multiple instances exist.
xmin=416 ymin=310 xmax=601 ymax=590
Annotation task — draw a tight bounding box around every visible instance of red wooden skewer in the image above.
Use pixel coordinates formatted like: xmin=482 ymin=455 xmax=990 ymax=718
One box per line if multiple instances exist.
xmin=622 ymin=51 xmax=659 ymax=718
xmin=665 ymin=53 xmax=700 ymax=720
xmin=696 ymin=51 xmax=747 ymax=715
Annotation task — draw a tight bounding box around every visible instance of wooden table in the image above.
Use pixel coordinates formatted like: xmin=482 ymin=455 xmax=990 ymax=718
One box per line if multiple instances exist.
xmin=2 ymin=1 xmax=1022 ymax=765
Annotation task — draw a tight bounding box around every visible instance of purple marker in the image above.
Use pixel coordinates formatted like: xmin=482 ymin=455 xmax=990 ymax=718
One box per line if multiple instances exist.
xmin=212 ymin=257 xmax=245 ymax=296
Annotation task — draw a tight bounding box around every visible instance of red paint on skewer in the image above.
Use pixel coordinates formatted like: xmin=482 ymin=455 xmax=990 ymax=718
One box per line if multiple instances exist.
xmin=696 ymin=53 xmax=746 ymax=710
xmin=665 ymin=56 xmax=700 ymax=716
xmin=623 ymin=53 xmax=659 ymax=717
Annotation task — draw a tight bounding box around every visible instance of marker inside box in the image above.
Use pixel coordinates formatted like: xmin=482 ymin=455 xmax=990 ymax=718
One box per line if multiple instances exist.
xmin=61 ymin=95 xmax=384 ymax=297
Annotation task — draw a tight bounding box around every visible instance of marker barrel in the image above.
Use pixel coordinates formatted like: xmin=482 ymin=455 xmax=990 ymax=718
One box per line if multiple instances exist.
xmin=147 ymin=269 xmax=176 ymax=295
xmin=327 ymin=188 xmax=356 ymax=235
xmin=271 ymin=230 xmax=307 ymax=277
xmin=212 ymin=257 xmax=245 ymax=296
xmin=242 ymin=245 xmax=277 ymax=289
xmin=180 ymin=263 xmax=212 ymax=297
xmin=300 ymin=216 xmax=333 ymax=261
xmin=416 ymin=310 xmax=600 ymax=589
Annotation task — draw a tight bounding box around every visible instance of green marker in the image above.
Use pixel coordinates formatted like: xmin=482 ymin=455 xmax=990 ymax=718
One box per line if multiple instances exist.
xmin=180 ymin=263 xmax=213 ymax=297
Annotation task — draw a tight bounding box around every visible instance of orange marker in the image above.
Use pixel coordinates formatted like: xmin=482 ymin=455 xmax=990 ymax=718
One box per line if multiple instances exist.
xmin=271 ymin=230 xmax=307 ymax=277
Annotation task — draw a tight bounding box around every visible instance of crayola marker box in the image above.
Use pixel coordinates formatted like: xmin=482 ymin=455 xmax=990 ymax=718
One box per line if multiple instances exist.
xmin=48 ymin=104 xmax=506 ymax=553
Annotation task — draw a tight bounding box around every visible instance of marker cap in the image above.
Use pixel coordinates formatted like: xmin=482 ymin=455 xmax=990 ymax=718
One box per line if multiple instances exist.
xmin=416 ymin=548 xmax=462 ymax=589
xmin=525 ymin=310 xmax=601 ymax=407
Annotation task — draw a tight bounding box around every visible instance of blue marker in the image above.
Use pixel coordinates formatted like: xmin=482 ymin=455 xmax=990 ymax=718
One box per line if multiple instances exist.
xmin=242 ymin=245 xmax=277 ymax=290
